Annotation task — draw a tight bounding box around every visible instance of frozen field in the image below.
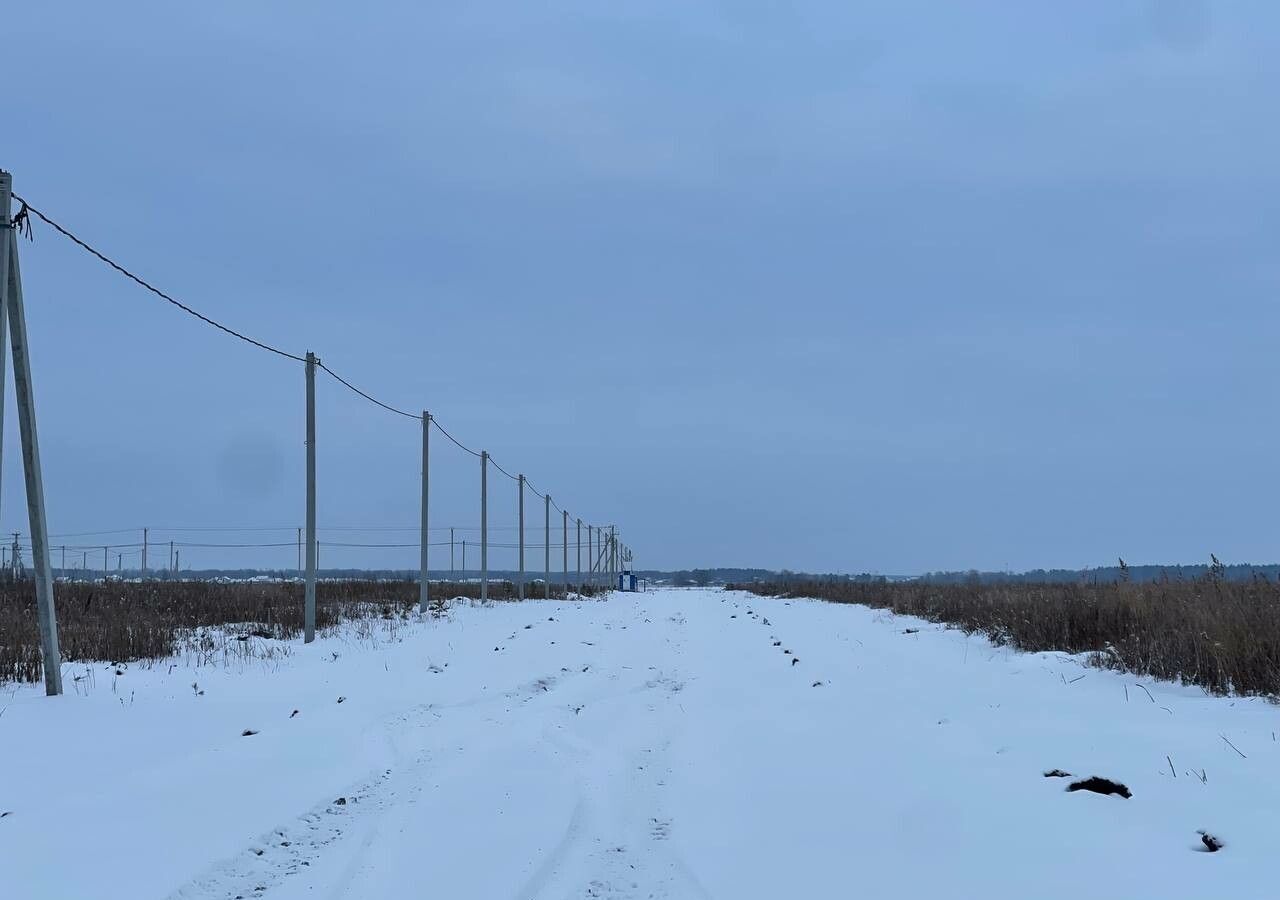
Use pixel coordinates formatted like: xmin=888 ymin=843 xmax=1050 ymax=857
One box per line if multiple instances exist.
xmin=2 ymin=588 xmax=1276 ymax=899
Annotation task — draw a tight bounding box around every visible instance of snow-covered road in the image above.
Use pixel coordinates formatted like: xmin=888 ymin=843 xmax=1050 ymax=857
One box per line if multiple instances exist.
xmin=3 ymin=588 xmax=1277 ymax=899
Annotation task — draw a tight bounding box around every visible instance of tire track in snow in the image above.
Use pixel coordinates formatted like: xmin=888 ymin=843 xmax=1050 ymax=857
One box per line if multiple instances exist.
xmin=527 ymin=604 xmax=711 ymax=900
xmin=512 ymin=796 xmax=592 ymax=900
xmin=165 ymin=767 xmax=400 ymax=900
xmin=166 ymin=667 xmax=583 ymax=900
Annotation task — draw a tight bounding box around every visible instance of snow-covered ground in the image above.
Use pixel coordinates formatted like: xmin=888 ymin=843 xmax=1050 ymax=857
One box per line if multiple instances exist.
xmin=3 ymin=588 xmax=1277 ymax=899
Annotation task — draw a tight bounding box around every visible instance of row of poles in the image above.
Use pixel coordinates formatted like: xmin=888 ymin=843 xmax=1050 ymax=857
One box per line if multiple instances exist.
xmin=0 ymin=527 xmax=624 ymax=579
xmin=0 ymin=171 xmax=634 ymax=696
xmin=301 ymin=358 xmax=632 ymax=643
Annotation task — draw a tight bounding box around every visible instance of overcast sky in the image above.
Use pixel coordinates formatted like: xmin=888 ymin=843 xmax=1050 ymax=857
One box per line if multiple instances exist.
xmin=3 ymin=1 xmax=1277 ymax=574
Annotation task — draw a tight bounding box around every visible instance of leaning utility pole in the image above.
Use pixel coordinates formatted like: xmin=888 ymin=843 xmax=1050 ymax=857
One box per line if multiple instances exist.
xmin=1 ymin=171 xmax=62 ymax=694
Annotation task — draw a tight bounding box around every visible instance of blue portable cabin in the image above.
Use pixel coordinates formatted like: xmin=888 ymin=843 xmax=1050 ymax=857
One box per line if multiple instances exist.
xmin=618 ymin=570 xmax=637 ymax=592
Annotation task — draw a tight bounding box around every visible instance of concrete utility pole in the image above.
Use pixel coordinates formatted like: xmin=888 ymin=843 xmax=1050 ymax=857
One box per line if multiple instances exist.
xmin=562 ymin=509 xmax=568 ymax=594
xmin=588 ymin=526 xmax=594 ymax=587
xmin=419 ymin=411 xmax=430 ymax=615
xmin=2 ymin=171 xmax=62 ymax=694
xmin=544 ymin=494 xmax=551 ymax=599
xmin=304 ymin=351 xmax=317 ymax=643
xmin=576 ymin=518 xmax=582 ymax=594
xmin=462 ymin=539 xmax=466 ymax=575
xmin=593 ymin=527 xmax=604 ymax=586
xmin=103 ymin=546 xmax=108 ymax=581
xmin=169 ymin=540 xmax=174 ymax=576
xmin=517 ymin=474 xmax=525 ymax=600
xmin=450 ymin=527 xmax=455 ymax=575
xmin=142 ymin=527 xmax=148 ymax=577
xmin=480 ymin=451 xmax=488 ymax=602
xmin=0 ymin=222 xmax=4 ymax=558
xmin=611 ymin=526 xmax=617 ymax=587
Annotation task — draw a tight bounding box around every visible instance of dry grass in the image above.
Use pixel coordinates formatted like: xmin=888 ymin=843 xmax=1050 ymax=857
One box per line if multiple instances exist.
xmin=728 ymin=575 xmax=1280 ymax=697
xmin=1 ymin=577 xmax=602 ymax=684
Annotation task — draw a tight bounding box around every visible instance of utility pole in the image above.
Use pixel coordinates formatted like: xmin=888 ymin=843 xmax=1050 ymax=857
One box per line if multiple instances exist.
xmin=2 ymin=171 xmax=62 ymax=694
xmin=304 ymin=351 xmax=317 ymax=643
xmin=103 ymin=546 xmax=107 ymax=581
xmin=175 ymin=549 xmax=180 ymax=576
xmin=169 ymin=540 xmax=174 ymax=577
xmin=450 ymin=527 xmax=455 ymax=575
xmin=419 ymin=411 xmax=430 ymax=614
xmin=562 ymin=509 xmax=568 ymax=594
xmin=142 ymin=527 xmax=148 ymax=578
xmin=517 ymin=474 xmax=525 ymax=600
xmin=544 ymin=494 xmax=551 ymax=599
xmin=462 ymin=539 xmax=466 ymax=574
xmin=576 ymin=518 xmax=582 ymax=594
xmin=611 ymin=526 xmax=617 ymax=588
xmin=480 ymin=451 xmax=488 ymax=602
xmin=117 ymin=553 xmax=122 ymax=572
xmin=0 ymin=222 xmax=4 ymax=569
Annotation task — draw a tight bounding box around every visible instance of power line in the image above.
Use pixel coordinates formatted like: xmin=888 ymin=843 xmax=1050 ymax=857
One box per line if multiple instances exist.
xmin=45 ymin=528 xmax=145 ymax=539
xmin=317 ymin=361 xmax=418 ymax=421
xmin=488 ymin=456 xmax=519 ymax=482
xmin=11 ymin=194 xmax=306 ymax=363
xmin=431 ymin=417 xmax=482 ymax=458
xmin=11 ymin=192 xmax=613 ymax=555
